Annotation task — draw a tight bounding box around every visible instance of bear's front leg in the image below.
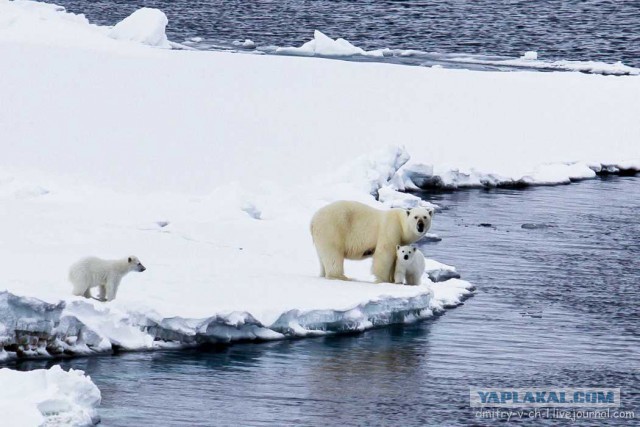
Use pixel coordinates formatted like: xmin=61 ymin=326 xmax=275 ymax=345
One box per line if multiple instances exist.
xmin=97 ymin=285 xmax=107 ymax=302
xmin=394 ymin=268 xmax=405 ymax=285
xmin=83 ymin=288 xmax=92 ymax=299
xmin=105 ymin=279 xmax=119 ymax=302
xmin=405 ymin=272 xmax=421 ymax=286
xmin=372 ymin=244 xmax=396 ymax=283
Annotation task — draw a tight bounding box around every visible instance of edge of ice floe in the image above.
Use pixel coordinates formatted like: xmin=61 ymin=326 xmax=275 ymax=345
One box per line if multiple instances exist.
xmin=0 ymin=279 xmax=474 ymax=361
xmin=398 ymin=160 xmax=640 ymax=191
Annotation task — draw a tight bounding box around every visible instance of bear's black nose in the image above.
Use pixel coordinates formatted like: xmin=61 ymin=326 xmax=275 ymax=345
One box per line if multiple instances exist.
xmin=417 ymin=221 xmax=424 ymax=233
xmin=404 ymin=255 xmax=409 ymax=260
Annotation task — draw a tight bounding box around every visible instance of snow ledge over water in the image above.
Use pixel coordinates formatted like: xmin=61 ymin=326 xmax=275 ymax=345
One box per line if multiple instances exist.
xmin=0 ymin=279 xmax=474 ymax=360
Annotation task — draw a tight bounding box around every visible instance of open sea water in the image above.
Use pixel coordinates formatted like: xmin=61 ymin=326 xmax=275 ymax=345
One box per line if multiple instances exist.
xmin=53 ymin=0 xmax=640 ymax=68
xmin=14 ymin=177 xmax=640 ymax=425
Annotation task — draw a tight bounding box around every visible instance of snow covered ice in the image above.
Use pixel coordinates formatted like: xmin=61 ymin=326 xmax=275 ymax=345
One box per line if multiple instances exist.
xmin=0 ymin=365 xmax=101 ymax=427
xmin=0 ymin=0 xmax=638 ymax=365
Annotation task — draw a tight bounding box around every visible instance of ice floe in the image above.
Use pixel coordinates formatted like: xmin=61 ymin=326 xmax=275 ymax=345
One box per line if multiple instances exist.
xmin=0 ymin=365 xmax=101 ymax=426
xmin=0 ymin=1 xmax=638 ymax=367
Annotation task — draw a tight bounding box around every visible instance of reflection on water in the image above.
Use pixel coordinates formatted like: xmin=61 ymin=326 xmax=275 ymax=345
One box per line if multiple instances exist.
xmin=13 ymin=177 xmax=640 ymax=425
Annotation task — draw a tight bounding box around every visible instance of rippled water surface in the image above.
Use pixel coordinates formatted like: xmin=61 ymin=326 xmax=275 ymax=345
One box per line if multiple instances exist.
xmin=53 ymin=0 xmax=640 ymax=67
xmin=15 ymin=177 xmax=640 ymax=425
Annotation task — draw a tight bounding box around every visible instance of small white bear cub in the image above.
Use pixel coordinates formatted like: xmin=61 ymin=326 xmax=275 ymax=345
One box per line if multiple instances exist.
xmin=69 ymin=256 xmax=146 ymax=302
xmin=394 ymin=245 xmax=425 ymax=286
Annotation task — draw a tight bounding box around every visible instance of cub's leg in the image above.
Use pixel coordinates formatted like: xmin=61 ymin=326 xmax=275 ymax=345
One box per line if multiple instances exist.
xmin=97 ymin=285 xmax=107 ymax=301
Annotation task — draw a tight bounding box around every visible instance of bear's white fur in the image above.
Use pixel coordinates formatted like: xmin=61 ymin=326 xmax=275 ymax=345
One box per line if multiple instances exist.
xmin=69 ymin=256 xmax=146 ymax=301
xmin=310 ymin=201 xmax=433 ymax=282
xmin=394 ymin=245 xmax=425 ymax=286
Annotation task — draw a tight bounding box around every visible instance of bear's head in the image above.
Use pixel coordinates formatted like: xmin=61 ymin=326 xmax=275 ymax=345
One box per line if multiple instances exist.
xmin=127 ymin=256 xmax=147 ymax=272
xmin=396 ymin=245 xmax=418 ymax=263
xmin=405 ymin=207 xmax=434 ymax=239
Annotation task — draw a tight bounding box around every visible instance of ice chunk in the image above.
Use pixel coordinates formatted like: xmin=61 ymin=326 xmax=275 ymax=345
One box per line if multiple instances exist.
xmin=108 ymin=8 xmax=171 ymax=48
xmin=0 ymin=365 xmax=101 ymax=426
xmin=233 ymin=39 xmax=255 ymax=49
xmin=522 ymin=51 xmax=538 ymax=60
xmin=521 ymin=223 xmax=554 ymax=230
xmin=424 ymin=259 xmax=461 ymax=282
xmin=276 ymin=30 xmax=383 ymax=57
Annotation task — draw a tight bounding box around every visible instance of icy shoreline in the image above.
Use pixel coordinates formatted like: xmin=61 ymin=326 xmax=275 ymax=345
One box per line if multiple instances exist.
xmin=0 ymin=279 xmax=473 ymax=361
xmin=269 ymin=30 xmax=640 ymax=76
xmin=399 ymin=160 xmax=639 ymax=190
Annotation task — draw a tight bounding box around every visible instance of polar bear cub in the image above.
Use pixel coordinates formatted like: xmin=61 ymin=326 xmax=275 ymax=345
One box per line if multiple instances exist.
xmin=69 ymin=256 xmax=146 ymax=301
xmin=394 ymin=245 xmax=425 ymax=286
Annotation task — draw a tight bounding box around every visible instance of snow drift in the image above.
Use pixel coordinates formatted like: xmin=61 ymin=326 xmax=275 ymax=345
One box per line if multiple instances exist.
xmin=108 ymin=7 xmax=171 ymax=48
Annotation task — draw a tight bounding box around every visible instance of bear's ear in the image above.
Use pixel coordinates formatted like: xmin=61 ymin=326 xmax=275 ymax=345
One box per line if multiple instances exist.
xmin=406 ymin=210 xmax=410 ymax=216
xmin=128 ymin=257 xmax=132 ymax=263
xmin=396 ymin=245 xmax=400 ymax=250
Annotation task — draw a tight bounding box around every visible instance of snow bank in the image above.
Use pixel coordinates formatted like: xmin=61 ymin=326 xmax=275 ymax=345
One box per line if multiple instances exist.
xmin=276 ymin=30 xmax=383 ymax=57
xmin=108 ymin=7 xmax=171 ymax=48
xmin=0 ymin=365 xmax=100 ymax=426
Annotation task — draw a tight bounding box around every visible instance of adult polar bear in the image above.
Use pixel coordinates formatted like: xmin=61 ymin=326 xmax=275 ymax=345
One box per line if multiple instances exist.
xmin=311 ymin=201 xmax=433 ymax=282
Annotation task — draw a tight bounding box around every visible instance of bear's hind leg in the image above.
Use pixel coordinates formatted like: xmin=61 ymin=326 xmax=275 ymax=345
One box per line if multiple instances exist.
xmin=317 ymin=255 xmax=326 ymax=278
xmin=83 ymin=288 xmax=92 ymax=298
xmin=322 ymin=251 xmax=350 ymax=281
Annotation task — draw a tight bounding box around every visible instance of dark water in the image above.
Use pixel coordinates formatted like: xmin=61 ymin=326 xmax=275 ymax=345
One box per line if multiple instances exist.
xmin=52 ymin=0 xmax=640 ymax=68
xmin=14 ymin=177 xmax=640 ymax=425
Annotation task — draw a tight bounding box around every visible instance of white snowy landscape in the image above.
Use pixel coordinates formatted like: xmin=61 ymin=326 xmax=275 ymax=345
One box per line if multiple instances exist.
xmin=0 ymin=1 xmax=639 ymax=424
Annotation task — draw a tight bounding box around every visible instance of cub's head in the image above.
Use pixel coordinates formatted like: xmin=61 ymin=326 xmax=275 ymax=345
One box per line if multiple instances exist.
xmin=127 ymin=256 xmax=146 ymax=272
xmin=396 ymin=245 xmax=418 ymax=263
xmin=405 ymin=207 xmax=434 ymax=238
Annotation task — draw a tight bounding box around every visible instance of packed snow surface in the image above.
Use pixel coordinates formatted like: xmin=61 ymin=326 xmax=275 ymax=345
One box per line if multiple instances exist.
xmin=0 ymin=365 xmax=101 ymax=426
